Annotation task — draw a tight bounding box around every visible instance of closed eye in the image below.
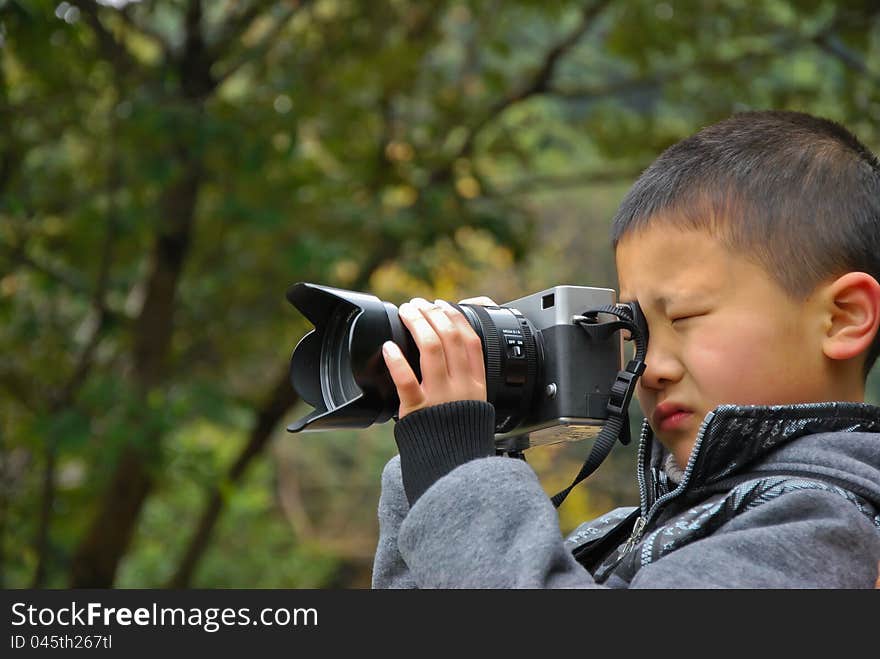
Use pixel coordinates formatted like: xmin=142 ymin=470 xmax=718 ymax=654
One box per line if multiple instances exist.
xmin=671 ymin=313 xmax=706 ymax=325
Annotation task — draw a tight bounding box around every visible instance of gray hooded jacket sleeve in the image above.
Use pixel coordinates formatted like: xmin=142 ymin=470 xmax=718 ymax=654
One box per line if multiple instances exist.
xmin=373 ymin=453 xmax=602 ymax=588
xmin=371 ymin=455 xmax=419 ymax=588
xmin=370 ymin=399 xmax=603 ymax=588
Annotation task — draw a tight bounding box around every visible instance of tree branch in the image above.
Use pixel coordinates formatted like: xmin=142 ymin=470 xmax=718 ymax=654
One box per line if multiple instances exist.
xmin=206 ymin=0 xmax=277 ymax=61
xmin=212 ymin=2 xmax=308 ymax=88
xmin=490 ymin=166 xmax=648 ymax=197
xmin=167 ymin=371 xmax=299 ymax=587
xmin=69 ymin=0 xmax=320 ymax=589
xmin=69 ymin=117 xmax=204 ymax=587
xmin=0 ymin=240 xmax=89 ymax=297
xmin=432 ymin=0 xmax=612 ymax=184
xmin=0 ymin=240 xmax=132 ymax=326
xmin=0 ymin=62 xmax=22 ymax=198
xmin=67 ymin=1 xmax=141 ymax=78
xmin=0 ymin=369 xmax=40 ymax=414
xmin=498 ymin=0 xmax=613 ymax=105
xmin=0 ymin=422 xmax=8 ymax=588
xmin=813 ymin=32 xmax=880 ymax=88
xmin=167 ymin=228 xmax=404 ymax=587
xmin=118 ymin=2 xmax=171 ymax=55
xmin=32 ymin=119 xmax=123 ymax=588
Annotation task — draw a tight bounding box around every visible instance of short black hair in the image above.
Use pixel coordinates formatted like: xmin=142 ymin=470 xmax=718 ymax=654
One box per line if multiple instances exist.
xmin=610 ymin=110 xmax=880 ymax=379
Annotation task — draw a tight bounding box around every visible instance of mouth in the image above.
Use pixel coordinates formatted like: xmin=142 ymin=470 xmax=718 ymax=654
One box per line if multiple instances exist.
xmin=652 ymin=403 xmax=694 ymax=432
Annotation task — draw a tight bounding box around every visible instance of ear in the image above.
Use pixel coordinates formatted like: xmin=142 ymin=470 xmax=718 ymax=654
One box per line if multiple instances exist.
xmin=820 ymin=272 xmax=880 ymax=363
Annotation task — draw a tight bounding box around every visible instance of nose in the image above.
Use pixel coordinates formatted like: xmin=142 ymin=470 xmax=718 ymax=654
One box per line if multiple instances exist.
xmin=638 ymin=335 xmax=684 ymax=391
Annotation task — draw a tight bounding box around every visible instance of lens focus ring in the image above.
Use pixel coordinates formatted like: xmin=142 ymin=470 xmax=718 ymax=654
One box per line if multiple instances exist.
xmin=466 ymin=304 xmax=503 ymax=404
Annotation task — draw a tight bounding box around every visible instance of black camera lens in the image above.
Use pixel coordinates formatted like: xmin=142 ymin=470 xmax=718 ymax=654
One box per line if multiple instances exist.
xmin=319 ymin=306 xmax=361 ymax=409
xmin=286 ymin=282 xmax=543 ymax=434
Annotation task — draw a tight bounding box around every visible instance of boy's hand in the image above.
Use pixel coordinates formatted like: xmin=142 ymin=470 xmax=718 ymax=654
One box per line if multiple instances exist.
xmin=382 ymin=296 xmax=497 ymax=420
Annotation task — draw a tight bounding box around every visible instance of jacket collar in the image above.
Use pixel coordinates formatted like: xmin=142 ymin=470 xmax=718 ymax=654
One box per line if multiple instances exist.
xmin=639 ymin=401 xmax=880 ymax=504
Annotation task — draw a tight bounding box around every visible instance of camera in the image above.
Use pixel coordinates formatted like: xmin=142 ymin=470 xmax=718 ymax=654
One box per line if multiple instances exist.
xmin=286 ymin=282 xmax=632 ymax=452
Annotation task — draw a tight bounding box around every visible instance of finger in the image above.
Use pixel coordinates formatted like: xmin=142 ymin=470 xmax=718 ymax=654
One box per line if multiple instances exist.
xmin=382 ymin=340 xmax=424 ymax=411
xmin=435 ymin=299 xmax=486 ymax=388
xmin=398 ymin=301 xmax=449 ymax=386
xmin=458 ymin=296 xmax=498 ymax=306
xmin=412 ymin=297 xmax=467 ymax=379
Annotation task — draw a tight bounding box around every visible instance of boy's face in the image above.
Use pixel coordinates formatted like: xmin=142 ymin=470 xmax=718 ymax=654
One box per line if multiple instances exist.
xmin=615 ymin=224 xmax=833 ymax=468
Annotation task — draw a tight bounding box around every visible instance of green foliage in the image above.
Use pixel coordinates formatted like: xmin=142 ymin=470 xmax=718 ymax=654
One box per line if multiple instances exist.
xmin=1 ymin=0 xmax=878 ymax=588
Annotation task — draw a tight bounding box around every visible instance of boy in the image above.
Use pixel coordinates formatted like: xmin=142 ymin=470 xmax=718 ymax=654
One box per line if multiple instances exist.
xmin=373 ymin=110 xmax=880 ymax=588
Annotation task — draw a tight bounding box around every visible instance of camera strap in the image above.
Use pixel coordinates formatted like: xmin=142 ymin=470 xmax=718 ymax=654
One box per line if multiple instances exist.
xmin=550 ymin=303 xmax=648 ymax=509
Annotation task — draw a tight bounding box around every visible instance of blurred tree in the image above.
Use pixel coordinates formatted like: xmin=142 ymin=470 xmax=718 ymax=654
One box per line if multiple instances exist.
xmin=1 ymin=0 xmax=878 ymax=588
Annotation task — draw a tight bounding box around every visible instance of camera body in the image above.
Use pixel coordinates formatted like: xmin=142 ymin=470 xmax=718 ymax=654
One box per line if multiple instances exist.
xmin=485 ymin=285 xmax=620 ymax=451
xmin=286 ymin=282 xmax=622 ymax=451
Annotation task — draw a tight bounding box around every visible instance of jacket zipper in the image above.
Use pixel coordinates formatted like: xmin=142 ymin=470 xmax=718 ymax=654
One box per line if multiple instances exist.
xmin=619 ymin=410 xmax=720 ymax=559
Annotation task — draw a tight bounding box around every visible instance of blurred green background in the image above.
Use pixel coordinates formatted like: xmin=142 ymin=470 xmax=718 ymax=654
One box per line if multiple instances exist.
xmin=1 ymin=0 xmax=878 ymax=588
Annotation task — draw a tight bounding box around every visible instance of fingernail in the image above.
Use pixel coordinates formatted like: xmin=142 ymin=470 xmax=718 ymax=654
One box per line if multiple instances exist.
xmin=383 ymin=341 xmax=401 ymax=359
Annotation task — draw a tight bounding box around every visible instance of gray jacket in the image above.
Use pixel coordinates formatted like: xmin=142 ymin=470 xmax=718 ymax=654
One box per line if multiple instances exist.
xmin=372 ymin=401 xmax=880 ymax=588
